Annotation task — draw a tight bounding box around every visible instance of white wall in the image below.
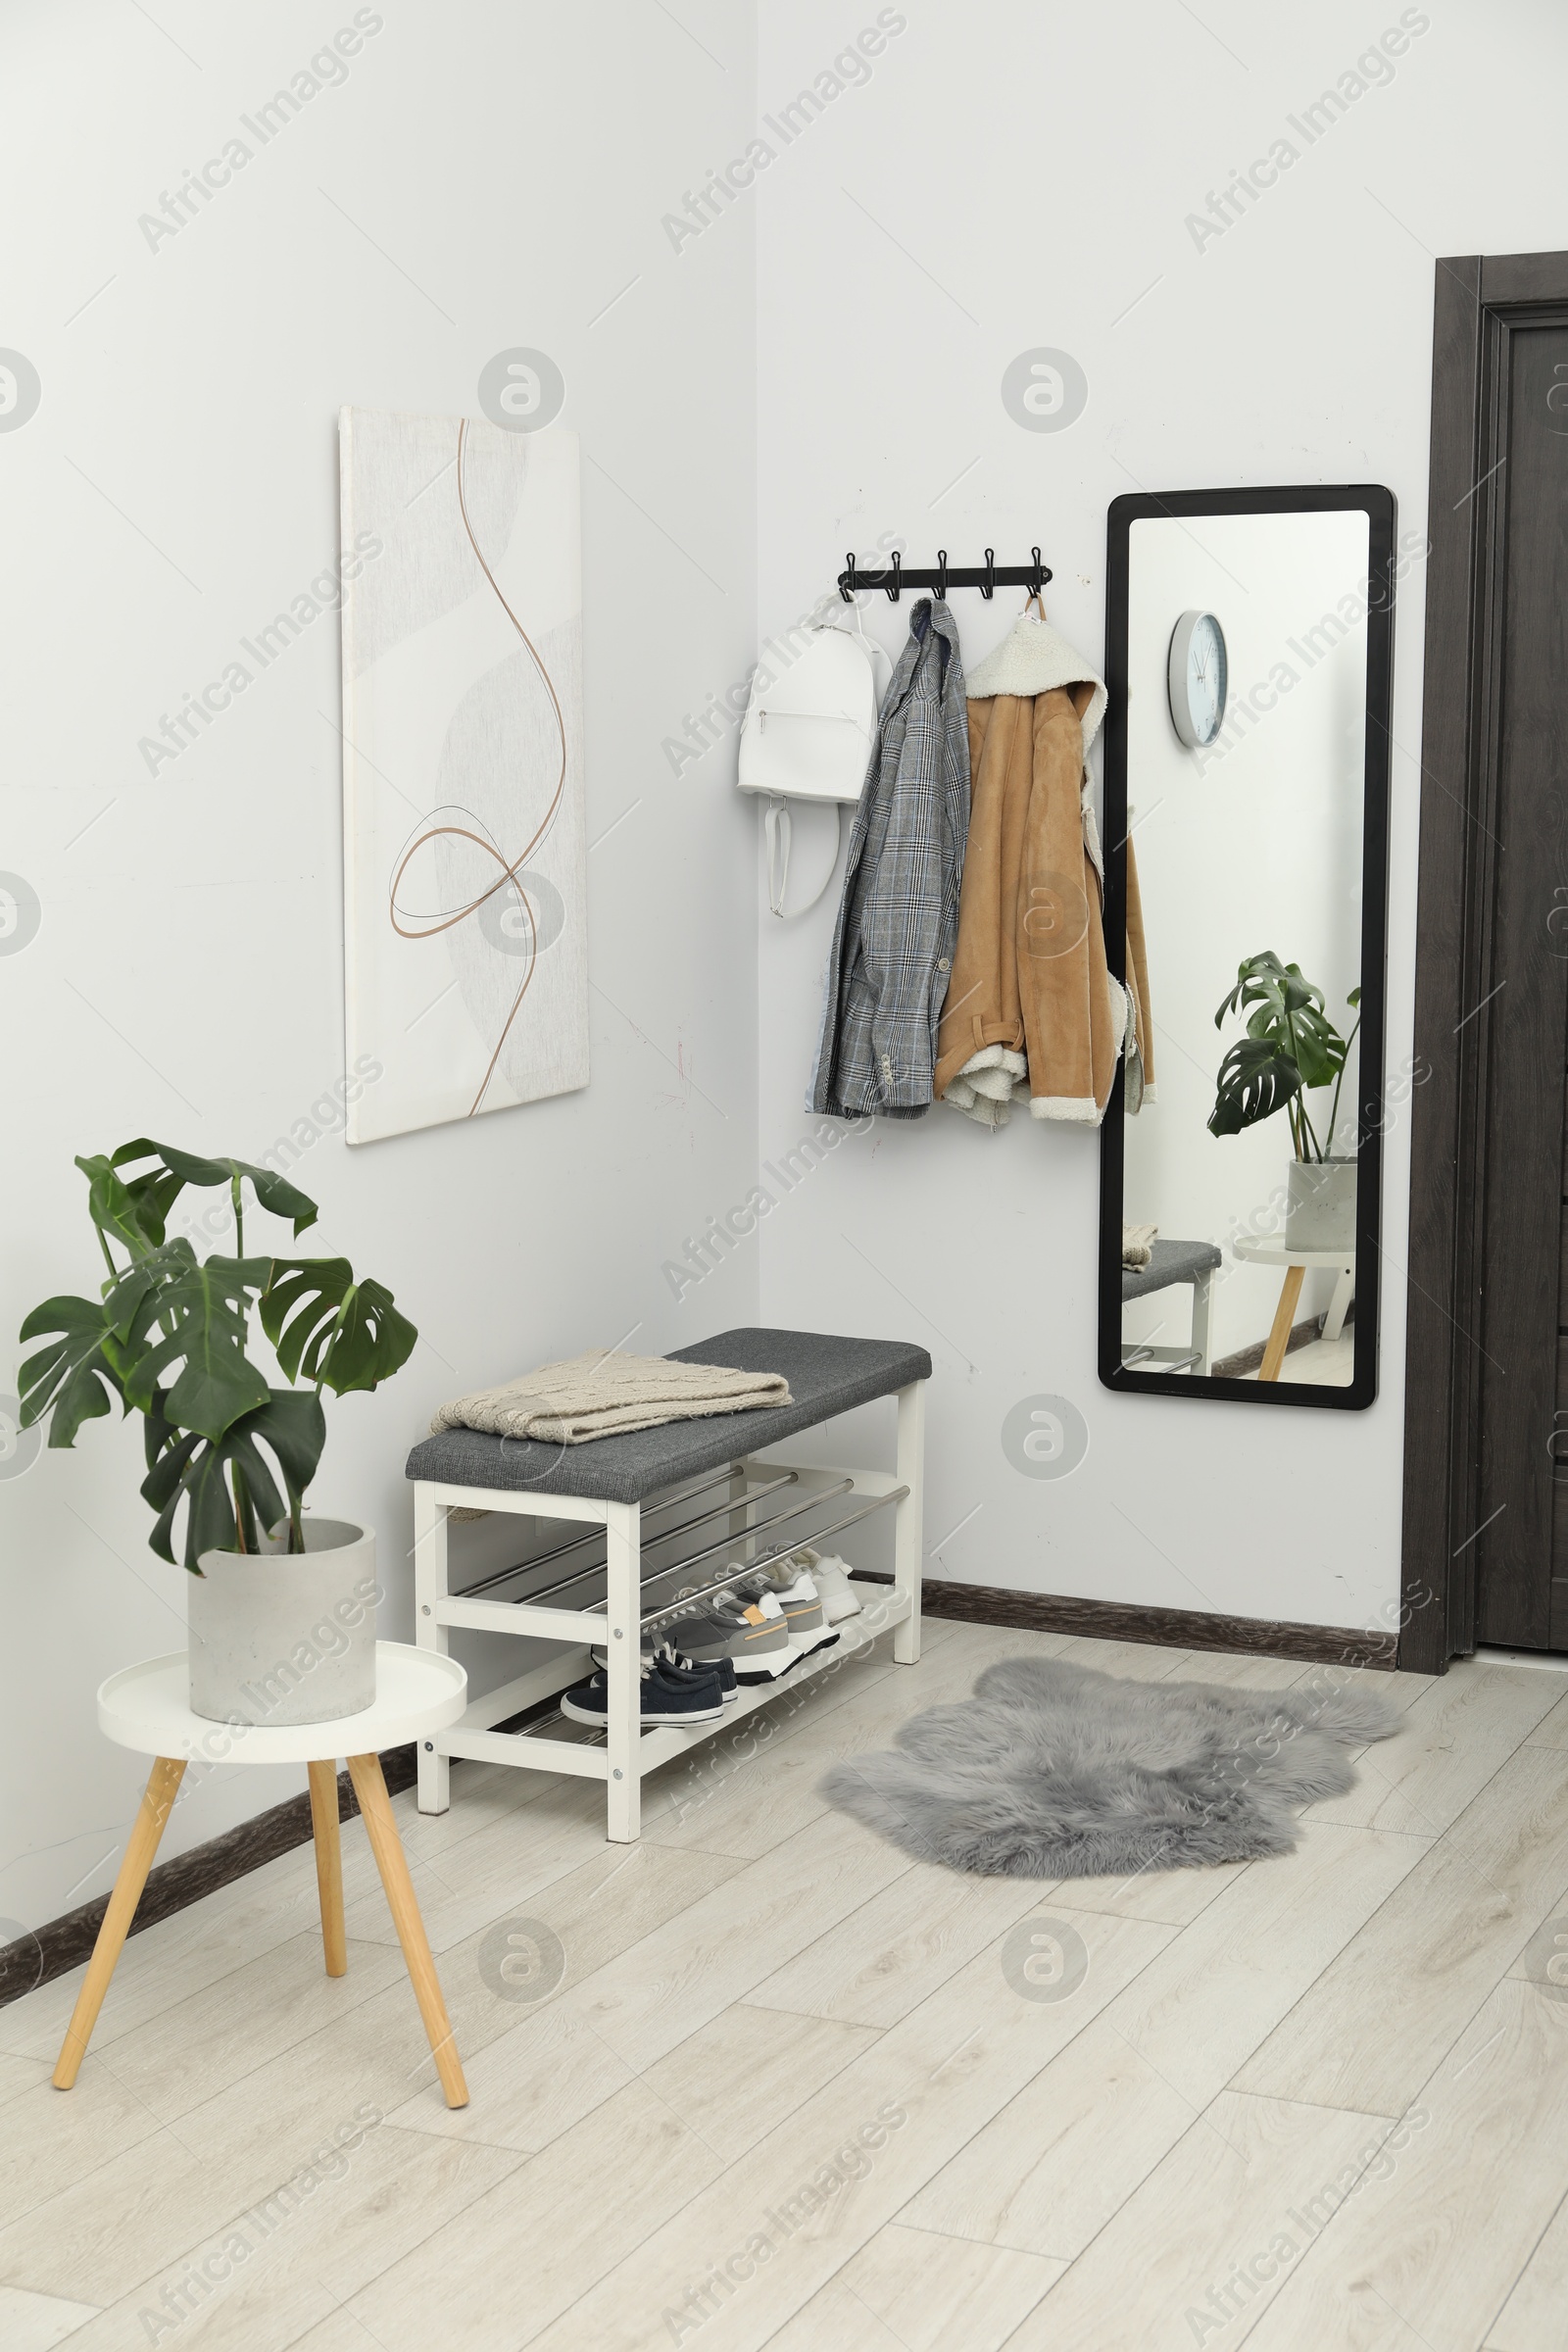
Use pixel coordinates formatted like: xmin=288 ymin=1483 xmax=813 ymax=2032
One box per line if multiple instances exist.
xmin=0 ymin=0 xmax=760 ymax=1933
xmin=755 ymin=0 xmax=1568 ymax=1637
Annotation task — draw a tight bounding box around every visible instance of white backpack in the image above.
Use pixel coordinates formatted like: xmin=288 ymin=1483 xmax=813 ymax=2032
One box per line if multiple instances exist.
xmin=737 ymin=616 xmax=891 ymax=916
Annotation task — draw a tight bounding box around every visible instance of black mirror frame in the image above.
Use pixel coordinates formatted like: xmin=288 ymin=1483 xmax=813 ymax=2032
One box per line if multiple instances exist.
xmin=1099 ymin=482 xmax=1396 ymax=1412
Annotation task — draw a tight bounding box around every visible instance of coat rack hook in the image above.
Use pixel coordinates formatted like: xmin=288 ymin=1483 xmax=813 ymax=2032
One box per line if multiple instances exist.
xmin=829 ymin=545 xmax=1053 ymax=600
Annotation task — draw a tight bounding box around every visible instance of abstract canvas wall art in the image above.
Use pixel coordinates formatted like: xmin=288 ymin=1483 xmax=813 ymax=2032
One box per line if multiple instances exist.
xmin=339 ymin=406 xmax=587 ymax=1144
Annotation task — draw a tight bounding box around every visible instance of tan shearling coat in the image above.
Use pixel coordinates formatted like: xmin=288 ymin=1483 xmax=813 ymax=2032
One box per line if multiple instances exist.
xmin=933 ymin=612 xmax=1152 ymax=1127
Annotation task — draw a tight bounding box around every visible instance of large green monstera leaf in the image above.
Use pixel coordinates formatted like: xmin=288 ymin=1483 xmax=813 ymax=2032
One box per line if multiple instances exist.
xmin=18 ymin=1139 xmax=416 ymax=1568
xmin=261 ymin=1260 xmax=418 ymax=1396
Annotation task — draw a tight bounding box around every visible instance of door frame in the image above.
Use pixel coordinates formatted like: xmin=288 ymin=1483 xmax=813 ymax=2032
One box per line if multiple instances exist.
xmin=1400 ymin=249 xmax=1568 ymax=1673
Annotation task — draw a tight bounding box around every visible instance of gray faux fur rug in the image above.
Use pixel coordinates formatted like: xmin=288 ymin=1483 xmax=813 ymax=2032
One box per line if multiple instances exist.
xmin=820 ymin=1655 xmax=1402 ymax=1879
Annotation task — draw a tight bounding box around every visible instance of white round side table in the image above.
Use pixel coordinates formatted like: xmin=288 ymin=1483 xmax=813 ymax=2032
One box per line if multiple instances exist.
xmin=1232 ymin=1234 xmax=1356 ymax=1382
xmin=54 ymin=1642 xmax=470 ymax=2107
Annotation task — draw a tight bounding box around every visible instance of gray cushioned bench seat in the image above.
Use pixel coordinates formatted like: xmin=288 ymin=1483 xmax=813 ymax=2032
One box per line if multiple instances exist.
xmin=1121 ymin=1239 xmax=1222 ymax=1303
xmin=404 ymin=1326 xmax=932 ymax=1505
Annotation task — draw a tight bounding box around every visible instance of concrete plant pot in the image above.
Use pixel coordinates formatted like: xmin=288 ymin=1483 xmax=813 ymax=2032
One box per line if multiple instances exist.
xmin=188 ymin=1517 xmax=378 ymax=1726
xmin=1285 ymin=1157 xmax=1358 ymax=1252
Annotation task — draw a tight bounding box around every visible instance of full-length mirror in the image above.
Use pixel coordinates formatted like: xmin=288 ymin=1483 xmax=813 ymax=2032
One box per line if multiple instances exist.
xmin=1100 ymin=486 xmax=1394 ymax=1408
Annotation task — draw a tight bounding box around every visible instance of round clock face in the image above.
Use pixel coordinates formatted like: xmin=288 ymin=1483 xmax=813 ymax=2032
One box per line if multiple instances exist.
xmin=1167 ymin=611 xmax=1228 ymax=748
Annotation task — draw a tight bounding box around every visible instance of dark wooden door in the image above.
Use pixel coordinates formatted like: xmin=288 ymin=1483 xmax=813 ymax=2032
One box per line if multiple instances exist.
xmin=1474 ymin=319 xmax=1568 ymax=1647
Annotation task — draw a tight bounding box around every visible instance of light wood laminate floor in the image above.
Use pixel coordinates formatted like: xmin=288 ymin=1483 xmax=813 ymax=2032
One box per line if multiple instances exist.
xmin=4 ymin=1619 xmax=1568 ymax=2352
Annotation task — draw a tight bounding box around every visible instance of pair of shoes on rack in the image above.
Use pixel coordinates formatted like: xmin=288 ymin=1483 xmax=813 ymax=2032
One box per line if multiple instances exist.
xmin=561 ymin=1640 xmax=734 ymax=1729
xmin=667 ymin=1561 xmax=841 ymax=1686
xmin=749 ymin=1546 xmax=864 ymax=1625
xmin=584 ymin=1629 xmax=739 ymax=1695
xmin=583 ymin=1555 xmax=866 ymax=1708
xmin=587 ymin=1571 xmax=832 ymax=1702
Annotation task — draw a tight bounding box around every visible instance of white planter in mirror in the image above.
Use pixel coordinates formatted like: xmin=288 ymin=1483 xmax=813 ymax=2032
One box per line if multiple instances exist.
xmin=1285 ymin=1158 xmax=1358 ymax=1252
xmin=188 ymin=1517 xmax=378 ymax=1727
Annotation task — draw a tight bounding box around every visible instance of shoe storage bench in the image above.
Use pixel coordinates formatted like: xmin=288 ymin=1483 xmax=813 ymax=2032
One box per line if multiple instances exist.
xmin=405 ymin=1329 xmax=930 ymax=1841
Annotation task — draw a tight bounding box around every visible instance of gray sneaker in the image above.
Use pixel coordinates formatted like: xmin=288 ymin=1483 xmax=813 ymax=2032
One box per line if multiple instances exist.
xmin=720 ymin=1558 xmax=840 ymax=1661
xmin=765 ymin=1567 xmax=840 ymax=1664
xmin=669 ymin=1590 xmax=795 ymax=1685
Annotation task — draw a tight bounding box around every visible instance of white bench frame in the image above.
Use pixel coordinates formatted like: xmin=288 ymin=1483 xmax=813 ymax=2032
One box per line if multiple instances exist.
xmin=1121 ymin=1261 xmax=1215 ymax=1376
xmin=411 ymin=1378 xmax=926 ymax=1841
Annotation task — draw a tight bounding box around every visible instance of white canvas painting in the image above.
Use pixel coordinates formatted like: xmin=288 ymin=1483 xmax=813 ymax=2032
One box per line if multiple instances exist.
xmin=339 ymin=407 xmax=587 ymax=1144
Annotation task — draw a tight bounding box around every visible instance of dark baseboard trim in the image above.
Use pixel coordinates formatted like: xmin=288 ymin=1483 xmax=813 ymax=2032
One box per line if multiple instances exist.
xmin=1211 ymin=1310 xmax=1355 ymax=1382
xmin=0 ymin=1742 xmax=416 ymax=2013
xmin=920 ymin=1578 xmax=1398 ymax=1671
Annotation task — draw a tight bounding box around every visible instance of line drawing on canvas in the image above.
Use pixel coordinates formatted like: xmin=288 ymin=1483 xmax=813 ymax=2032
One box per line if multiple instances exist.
xmin=387 ymin=417 xmax=569 ymax=1117
xmin=339 ymin=406 xmax=587 ymax=1145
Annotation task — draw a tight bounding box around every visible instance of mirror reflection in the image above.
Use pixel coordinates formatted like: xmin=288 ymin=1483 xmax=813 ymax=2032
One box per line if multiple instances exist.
xmin=1113 ymin=503 xmax=1378 ymax=1394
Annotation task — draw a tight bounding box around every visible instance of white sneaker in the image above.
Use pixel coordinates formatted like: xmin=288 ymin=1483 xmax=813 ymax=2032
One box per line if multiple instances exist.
xmin=807 ymin=1553 xmax=862 ymax=1623
xmin=737 ymin=1550 xmax=806 ymax=1596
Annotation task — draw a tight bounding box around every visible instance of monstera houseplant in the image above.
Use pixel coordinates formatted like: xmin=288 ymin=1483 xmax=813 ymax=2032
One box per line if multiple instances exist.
xmin=1207 ymin=953 xmax=1361 ymax=1250
xmin=19 ymin=1141 xmax=416 ymax=1726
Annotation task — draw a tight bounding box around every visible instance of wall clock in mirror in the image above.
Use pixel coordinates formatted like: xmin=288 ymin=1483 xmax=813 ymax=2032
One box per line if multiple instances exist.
xmin=1167 ymin=609 xmax=1228 ymax=748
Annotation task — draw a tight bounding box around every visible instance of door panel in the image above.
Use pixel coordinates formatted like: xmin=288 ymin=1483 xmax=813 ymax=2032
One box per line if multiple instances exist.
xmin=1475 ymin=320 xmax=1568 ymax=1647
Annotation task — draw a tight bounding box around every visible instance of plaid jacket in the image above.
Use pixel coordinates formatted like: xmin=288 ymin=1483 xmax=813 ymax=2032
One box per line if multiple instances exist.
xmin=810 ymin=599 xmax=970 ymax=1118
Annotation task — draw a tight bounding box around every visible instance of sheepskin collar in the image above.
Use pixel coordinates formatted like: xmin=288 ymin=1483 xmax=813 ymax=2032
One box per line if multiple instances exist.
xmin=964 ymin=612 xmax=1107 ymax=757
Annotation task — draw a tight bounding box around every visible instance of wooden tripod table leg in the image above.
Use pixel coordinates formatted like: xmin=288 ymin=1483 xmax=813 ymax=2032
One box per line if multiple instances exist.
xmin=307 ymin=1761 xmax=348 ymax=1979
xmin=1259 ymin=1264 xmax=1306 ymax=1382
xmin=54 ymin=1756 xmax=185 ymax=2089
xmin=346 ymin=1753 xmax=467 ymax=2109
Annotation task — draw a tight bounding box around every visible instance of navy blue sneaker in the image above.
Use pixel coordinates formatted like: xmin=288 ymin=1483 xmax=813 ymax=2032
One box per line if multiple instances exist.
xmin=589 ymin=1634 xmax=740 ymax=1704
xmin=657 ymin=1639 xmax=738 ymax=1706
xmin=561 ymin=1658 xmax=726 ymax=1727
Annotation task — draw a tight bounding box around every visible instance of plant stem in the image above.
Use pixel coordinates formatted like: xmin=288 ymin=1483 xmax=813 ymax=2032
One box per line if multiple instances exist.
xmin=1327 ymin=1011 xmax=1362 ymax=1157
xmin=232 ymin=1465 xmax=250 ymax=1553
xmin=1281 ymin=1004 xmax=1323 ymax=1160
xmin=1282 ymin=1008 xmax=1306 ymax=1160
xmin=231 ymin=1173 xmax=244 ymax=1262
xmin=94 ymin=1224 xmax=119 ymax=1283
xmin=1297 ymin=1096 xmax=1324 ymax=1163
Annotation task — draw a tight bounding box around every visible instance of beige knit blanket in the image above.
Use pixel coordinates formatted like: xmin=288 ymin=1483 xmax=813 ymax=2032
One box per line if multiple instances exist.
xmin=430 ymin=1349 xmax=793 ymax=1446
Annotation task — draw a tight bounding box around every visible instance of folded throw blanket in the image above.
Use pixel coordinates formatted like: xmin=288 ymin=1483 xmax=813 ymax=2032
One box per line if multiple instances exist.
xmin=1122 ymin=1222 xmax=1157 ymax=1269
xmin=430 ymin=1349 xmax=793 ymax=1446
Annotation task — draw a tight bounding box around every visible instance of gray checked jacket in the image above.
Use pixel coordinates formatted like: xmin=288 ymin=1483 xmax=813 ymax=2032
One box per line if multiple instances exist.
xmin=810 ymin=599 xmax=971 ymax=1119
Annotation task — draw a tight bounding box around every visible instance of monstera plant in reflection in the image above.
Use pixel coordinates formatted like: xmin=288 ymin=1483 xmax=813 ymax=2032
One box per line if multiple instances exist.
xmin=18 ymin=1141 xmax=417 ymax=1726
xmin=1208 ymin=953 xmax=1361 ymax=1252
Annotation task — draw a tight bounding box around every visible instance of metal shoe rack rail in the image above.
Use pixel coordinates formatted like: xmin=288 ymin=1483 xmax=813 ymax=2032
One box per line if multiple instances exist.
xmin=412 ymin=1392 xmax=924 ymax=1842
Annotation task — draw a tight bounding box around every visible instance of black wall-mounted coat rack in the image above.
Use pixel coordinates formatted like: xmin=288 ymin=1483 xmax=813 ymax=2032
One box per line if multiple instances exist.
xmin=837 ymin=546 xmax=1053 ymax=604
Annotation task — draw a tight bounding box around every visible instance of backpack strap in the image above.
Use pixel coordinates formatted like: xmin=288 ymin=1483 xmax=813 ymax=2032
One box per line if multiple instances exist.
xmin=765 ymin=797 xmax=844 ymax=919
